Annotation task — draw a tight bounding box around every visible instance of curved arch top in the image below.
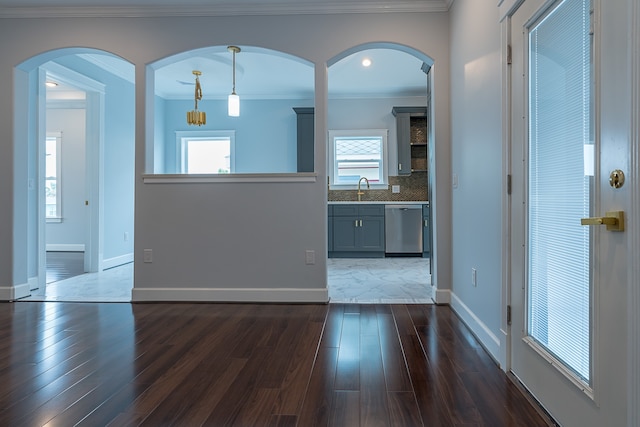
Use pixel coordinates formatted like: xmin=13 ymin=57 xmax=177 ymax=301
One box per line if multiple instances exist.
xmin=16 ymin=47 xmax=134 ymax=72
xmin=149 ymin=44 xmax=314 ymax=70
xmin=327 ymin=42 xmax=434 ymax=69
xmin=150 ymin=44 xmax=315 ymax=101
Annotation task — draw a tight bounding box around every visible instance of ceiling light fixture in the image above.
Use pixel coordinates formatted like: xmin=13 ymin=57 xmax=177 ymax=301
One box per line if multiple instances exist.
xmin=362 ymin=58 xmax=372 ymax=67
xmin=187 ymin=70 xmax=206 ymax=126
xmin=45 ymin=81 xmax=59 ymax=87
xmin=227 ymin=46 xmax=241 ymax=117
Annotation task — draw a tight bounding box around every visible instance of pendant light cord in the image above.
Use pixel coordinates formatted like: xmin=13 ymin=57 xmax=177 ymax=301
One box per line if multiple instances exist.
xmin=232 ymin=49 xmax=237 ymax=95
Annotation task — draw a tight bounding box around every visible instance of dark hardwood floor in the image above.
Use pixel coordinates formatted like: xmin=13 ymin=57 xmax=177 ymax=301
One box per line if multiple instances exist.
xmin=46 ymin=251 xmax=85 ymax=284
xmin=0 ymin=302 xmax=550 ymax=426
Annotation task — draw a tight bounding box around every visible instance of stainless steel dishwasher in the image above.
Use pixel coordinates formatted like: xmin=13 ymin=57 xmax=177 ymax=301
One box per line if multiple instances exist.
xmin=384 ymin=204 xmax=423 ymax=254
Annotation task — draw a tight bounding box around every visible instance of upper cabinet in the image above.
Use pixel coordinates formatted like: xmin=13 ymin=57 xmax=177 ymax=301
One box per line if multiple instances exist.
xmin=392 ymin=106 xmax=427 ymax=176
xmin=293 ymin=107 xmax=314 ymax=173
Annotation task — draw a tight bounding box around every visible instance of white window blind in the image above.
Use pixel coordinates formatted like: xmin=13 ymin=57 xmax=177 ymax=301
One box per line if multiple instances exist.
xmin=527 ymin=0 xmax=592 ymax=382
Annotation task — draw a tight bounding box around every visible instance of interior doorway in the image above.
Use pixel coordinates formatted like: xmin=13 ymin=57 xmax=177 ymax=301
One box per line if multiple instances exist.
xmin=14 ymin=49 xmax=135 ymax=302
xmin=325 ymin=44 xmax=435 ymax=303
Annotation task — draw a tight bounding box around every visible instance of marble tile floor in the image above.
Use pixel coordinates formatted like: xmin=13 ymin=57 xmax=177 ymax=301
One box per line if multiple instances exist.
xmin=327 ymin=257 xmax=433 ymax=304
xmin=19 ymin=257 xmax=433 ymax=304
xmin=19 ymin=262 xmax=133 ymax=302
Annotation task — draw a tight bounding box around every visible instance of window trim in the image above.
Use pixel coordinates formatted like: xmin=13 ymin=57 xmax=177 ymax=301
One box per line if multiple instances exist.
xmin=328 ymin=129 xmax=389 ymax=190
xmin=45 ymin=132 xmax=62 ymax=222
xmin=175 ymin=130 xmax=236 ymax=174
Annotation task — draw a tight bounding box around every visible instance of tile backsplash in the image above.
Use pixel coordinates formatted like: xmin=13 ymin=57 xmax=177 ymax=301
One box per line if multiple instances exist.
xmin=328 ymin=172 xmax=428 ymax=202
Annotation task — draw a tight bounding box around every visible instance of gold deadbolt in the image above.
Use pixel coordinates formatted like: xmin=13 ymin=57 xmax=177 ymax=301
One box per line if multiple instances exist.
xmin=609 ymin=169 xmax=625 ymax=189
xmin=581 ymin=210 xmax=624 ymax=232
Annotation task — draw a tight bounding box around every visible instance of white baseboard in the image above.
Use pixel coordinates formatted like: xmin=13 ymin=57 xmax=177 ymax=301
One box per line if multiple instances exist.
xmin=28 ymin=276 xmax=39 ymax=291
xmin=46 ymin=244 xmax=85 ymax=252
xmin=0 ymin=283 xmax=31 ymax=301
xmin=434 ymin=288 xmax=451 ymax=304
xmin=450 ymin=292 xmax=501 ymax=362
xmin=131 ymin=287 xmax=330 ymax=303
xmin=103 ymin=253 xmax=133 ymax=270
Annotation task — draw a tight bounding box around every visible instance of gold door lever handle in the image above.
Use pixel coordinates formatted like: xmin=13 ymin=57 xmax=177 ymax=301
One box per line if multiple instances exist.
xmin=580 ymin=211 xmax=624 ymax=232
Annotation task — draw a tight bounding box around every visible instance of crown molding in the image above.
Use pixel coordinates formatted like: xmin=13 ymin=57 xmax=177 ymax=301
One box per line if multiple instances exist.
xmin=0 ymin=1 xmax=451 ymax=19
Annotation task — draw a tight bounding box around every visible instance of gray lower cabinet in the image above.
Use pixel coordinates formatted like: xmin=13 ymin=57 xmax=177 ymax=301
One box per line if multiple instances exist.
xmin=329 ymin=204 xmax=385 ymax=258
xmin=423 ymin=204 xmax=431 ymax=256
xmin=328 ymin=205 xmax=333 ymax=252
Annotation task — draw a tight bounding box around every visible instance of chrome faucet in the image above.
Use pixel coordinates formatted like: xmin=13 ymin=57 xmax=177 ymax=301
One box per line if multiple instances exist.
xmin=357 ymin=177 xmax=370 ymax=202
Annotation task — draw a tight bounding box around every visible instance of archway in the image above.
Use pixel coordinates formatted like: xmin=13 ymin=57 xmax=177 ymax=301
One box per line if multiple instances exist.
xmin=13 ymin=48 xmax=135 ymax=301
xmin=326 ymin=43 xmax=436 ymax=303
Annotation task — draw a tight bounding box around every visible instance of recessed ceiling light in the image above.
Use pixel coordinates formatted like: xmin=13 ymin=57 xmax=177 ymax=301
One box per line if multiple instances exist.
xmin=361 ymin=58 xmax=372 ymax=67
xmin=45 ymin=81 xmax=59 ymax=88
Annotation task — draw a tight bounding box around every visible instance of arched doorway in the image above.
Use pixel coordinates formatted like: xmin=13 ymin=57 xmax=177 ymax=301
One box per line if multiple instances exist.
xmin=14 ymin=48 xmax=135 ymax=302
xmin=326 ymin=43 xmax=435 ymax=303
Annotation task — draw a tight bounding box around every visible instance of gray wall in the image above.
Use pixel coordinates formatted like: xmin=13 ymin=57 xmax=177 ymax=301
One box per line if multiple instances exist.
xmin=449 ymin=0 xmax=504 ymax=361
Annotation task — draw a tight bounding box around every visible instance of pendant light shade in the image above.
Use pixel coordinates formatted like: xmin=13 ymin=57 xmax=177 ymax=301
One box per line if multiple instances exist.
xmin=228 ymin=46 xmax=241 ymax=117
xmin=228 ymin=93 xmax=240 ymax=117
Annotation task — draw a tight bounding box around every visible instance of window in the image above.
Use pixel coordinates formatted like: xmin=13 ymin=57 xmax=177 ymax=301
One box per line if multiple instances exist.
xmin=45 ymin=133 xmax=62 ymax=220
xmin=328 ymin=129 xmax=388 ymax=189
xmin=176 ymin=131 xmax=235 ymax=174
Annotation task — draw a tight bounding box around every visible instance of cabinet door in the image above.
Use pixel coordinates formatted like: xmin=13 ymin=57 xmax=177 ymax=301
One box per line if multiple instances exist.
xmin=328 ymin=206 xmax=333 ymax=252
xmin=396 ymin=113 xmax=411 ymax=176
xmin=359 ymin=216 xmax=385 ymax=251
xmin=423 ymin=205 xmax=431 ymax=254
xmin=358 ymin=204 xmax=384 ymax=217
xmin=333 ymin=205 xmax=360 ymax=217
xmin=332 ymin=217 xmax=359 ymax=251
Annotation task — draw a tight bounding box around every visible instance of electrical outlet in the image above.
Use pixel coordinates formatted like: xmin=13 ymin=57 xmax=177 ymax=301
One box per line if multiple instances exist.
xmin=471 ymin=268 xmax=477 ymax=286
xmin=305 ymin=250 xmax=315 ymax=265
xmin=143 ymin=249 xmax=153 ymax=263
xmin=392 ymin=185 xmax=400 ymax=193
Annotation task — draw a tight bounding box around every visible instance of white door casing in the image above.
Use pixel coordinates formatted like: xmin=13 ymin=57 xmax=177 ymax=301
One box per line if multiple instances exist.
xmin=508 ymin=0 xmax=631 ymax=425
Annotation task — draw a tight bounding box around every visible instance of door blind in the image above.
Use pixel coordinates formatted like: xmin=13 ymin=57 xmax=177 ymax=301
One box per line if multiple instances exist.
xmin=527 ymin=0 xmax=592 ymax=383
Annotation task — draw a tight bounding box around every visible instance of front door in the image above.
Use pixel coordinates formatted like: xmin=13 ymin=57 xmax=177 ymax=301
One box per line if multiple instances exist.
xmin=509 ymin=0 xmax=630 ymax=425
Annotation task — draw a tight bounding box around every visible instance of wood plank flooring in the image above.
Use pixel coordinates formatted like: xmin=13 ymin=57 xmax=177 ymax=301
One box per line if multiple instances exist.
xmin=0 ymin=302 xmax=551 ymax=426
xmin=46 ymin=251 xmax=85 ymax=284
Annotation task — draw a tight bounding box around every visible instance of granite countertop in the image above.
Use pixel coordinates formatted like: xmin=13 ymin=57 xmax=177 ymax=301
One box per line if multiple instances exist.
xmin=328 ymin=201 xmax=428 ymax=205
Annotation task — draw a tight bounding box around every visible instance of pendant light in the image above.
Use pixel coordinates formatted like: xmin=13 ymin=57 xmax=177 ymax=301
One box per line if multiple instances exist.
xmin=227 ymin=46 xmax=241 ymax=117
xmin=187 ymin=70 xmax=206 ymax=126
